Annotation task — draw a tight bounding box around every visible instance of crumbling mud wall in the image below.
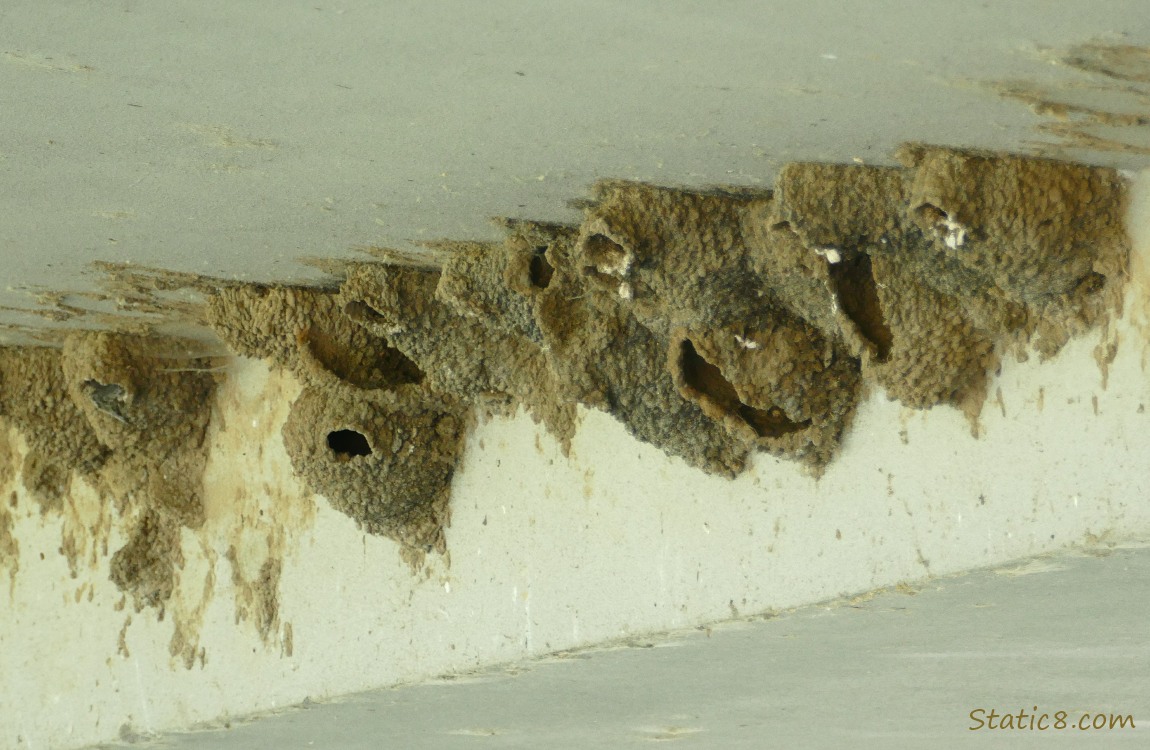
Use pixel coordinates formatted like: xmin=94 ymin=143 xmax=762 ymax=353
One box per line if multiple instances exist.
xmin=0 ymin=347 xmax=108 ymax=512
xmin=0 ymin=333 xmax=217 ymax=611
xmin=0 ymin=145 xmax=1132 ymax=616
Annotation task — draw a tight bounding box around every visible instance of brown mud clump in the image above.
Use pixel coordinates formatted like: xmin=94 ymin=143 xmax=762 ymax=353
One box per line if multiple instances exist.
xmin=339 ymin=243 xmax=575 ymax=446
xmin=281 ymin=384 xmax=467 ymax=553
xmin=763 ymin=149 xmax=1129 ymax=415
xmin=0 ymin=347 xmax=108 ymax=511
xmin=61 ymin=332 xmax=217 ymax=528
xmin=670 ymin=317 xmax=861 ymax=468
xmin=902 ymin=145 xmax=1127 ymax=303
xmin=109 ymin=509 xmax=183 ymax=610
xmin=540 ymin=219 xmax=750 ymax=476
xmin=207 ymin=285 xmax=424 ymax=391
xmin=573 ymin=182 xmax=773 ymax=334
xmin=899 ymin=145 xmax=1129 ymax=359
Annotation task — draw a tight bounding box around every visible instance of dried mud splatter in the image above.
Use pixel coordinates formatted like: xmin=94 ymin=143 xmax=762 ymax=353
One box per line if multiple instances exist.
xmin=981 ymin=41 xmax=1150 ymax=158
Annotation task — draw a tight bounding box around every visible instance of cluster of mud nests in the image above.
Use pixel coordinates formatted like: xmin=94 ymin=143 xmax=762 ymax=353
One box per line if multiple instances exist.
xmin=0 ymin=145 xmax=1132 ymax=606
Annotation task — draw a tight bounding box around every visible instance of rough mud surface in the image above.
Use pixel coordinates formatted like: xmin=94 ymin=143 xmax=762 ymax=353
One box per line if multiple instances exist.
xmin=0 ymin=145 xmax=1132 ymax=615
xmin=208 ymin=285 xmax=424 ymax=391
xmin=0 ymin=347 xmax=108 ymax=511
xmin=61 ymin=332 xmax=217 ymax=528
xmin=109 ymin=510 xmax=183 ymax=610
xmin=281 ymin=384 xmax=466 ymax=553
xmin=534 ymin=226 xmax=750 ymax=476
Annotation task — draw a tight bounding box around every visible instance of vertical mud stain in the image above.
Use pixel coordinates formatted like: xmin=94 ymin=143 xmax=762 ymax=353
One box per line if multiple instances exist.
xmin=0 ymin=499 xmax=18 ymax=596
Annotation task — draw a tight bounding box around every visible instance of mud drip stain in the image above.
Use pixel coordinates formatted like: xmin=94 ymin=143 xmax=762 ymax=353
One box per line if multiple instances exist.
xmin=0 ymin=145 xmax=1133 ymax=611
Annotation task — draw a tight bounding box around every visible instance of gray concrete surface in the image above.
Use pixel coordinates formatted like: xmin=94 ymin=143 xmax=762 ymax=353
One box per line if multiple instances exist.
xmin=110 ymin=544 xmax=1150 ymax=749
xmin=3 ymin=1 xmax=1150 ymax=335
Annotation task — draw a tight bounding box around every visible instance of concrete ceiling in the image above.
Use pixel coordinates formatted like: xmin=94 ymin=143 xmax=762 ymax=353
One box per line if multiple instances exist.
xmin=3 ymin=0 xmax=1149 ymax=340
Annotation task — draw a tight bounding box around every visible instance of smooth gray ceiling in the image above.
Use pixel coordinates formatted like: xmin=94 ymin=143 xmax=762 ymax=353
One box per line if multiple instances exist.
xmin=3 ymin=1 xmax=1149 ymax=338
